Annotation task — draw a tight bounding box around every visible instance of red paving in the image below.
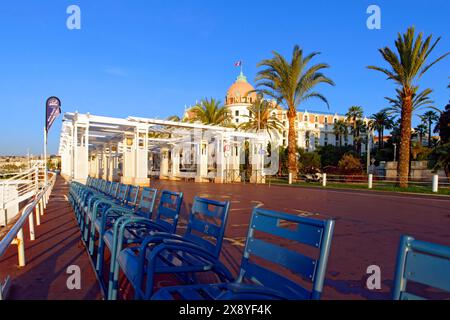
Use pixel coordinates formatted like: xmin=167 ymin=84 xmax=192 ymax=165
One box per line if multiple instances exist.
xmin=1 ymin=176 xmax=449 ymax=300
xmin=149 ymin=180 xmax=450 ymax=300
xmin=0 ymin=177 xmax=102 ymax=300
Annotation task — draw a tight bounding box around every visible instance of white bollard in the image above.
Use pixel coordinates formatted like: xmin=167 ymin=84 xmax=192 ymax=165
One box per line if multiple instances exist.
xmin=368 ymin=174 xmax=373 ymax=189
xmin=288 ymin=173 xmax=293 ymax=185
xmin=322 ymin=173 xmax=327 ymax=187
xmin=432 ymin=175 xmax=439 ymax=193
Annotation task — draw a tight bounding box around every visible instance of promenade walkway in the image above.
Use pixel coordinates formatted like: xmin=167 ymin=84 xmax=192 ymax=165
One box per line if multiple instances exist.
xmin=0 ymin=176 xmax=102 ymax=299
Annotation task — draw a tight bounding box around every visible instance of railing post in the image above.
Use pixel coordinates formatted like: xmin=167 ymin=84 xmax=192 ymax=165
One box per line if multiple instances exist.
xmin=288 ymin=173 xmax=293 ymax=185
xmin=35 ymin=204 xmax=41 ymax=226
xmin=322 ymin=173 xmax=327 ymax=187
xmin=368 ymin=174 xmax=373 ymax=189
xmin=432 ymin=175 xmax=439 ymax=193
xmin=28 ymin=209 xmax=35 ymax=241
xmin=40 ymin=198 xmax=44 ymax=216
xmin=17 ymin=228 xmax=26 ymax=267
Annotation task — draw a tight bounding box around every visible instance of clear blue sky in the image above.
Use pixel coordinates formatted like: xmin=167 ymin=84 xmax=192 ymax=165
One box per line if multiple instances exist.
xmin=0 ymin=0 xmax=449 ymax=155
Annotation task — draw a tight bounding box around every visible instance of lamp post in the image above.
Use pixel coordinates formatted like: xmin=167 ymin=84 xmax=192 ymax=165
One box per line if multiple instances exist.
xmin=366 ymin=129 xmax=371 ymax=174
xmin=393 ymin=143 xmax=397 ymax=162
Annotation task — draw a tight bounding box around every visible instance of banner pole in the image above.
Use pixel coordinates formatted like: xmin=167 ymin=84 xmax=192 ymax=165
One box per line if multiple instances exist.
xmin=44 ymin=127 xmax=48 ymax=187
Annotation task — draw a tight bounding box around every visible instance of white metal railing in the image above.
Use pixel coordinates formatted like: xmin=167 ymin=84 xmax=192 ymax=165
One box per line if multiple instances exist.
xmin=267 ymin=173 xmax=450 ymax=193
xmin=0 ymin=170 xmax=55 ymax=300
xmin=0 ymin=161 xmax=46 ymax=226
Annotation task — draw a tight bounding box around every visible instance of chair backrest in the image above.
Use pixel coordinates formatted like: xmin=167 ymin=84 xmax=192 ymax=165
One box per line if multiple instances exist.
xmin=109 ymin=182 xmax=119 ymax=198
xmin=104 ymin=180 xmax=112 ymax=193
xmin=184 ymin=197 xmax=230 ymax=259
xmin=237 ymin=208 xmax=334 ymax=300
xmin=117 ymin=184 xmax=129 ymax=202
xmin=393 ymin=235 xmax=450 ymax=300
xmin=136 ymin=187 xmax=158 ymax=219
xmin=97 ymin=180 xmax=106 ymax=192
xmin=153 ymin=191 xmax=183 ymax=233
xmin=126 ymin=185 xmax=140 ymax=206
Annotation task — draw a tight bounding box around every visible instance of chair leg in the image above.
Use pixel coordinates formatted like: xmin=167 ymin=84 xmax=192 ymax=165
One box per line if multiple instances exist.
xmin=89 ymin=225 xmax=96 ymax=256
xmin=96 ymin=232 xmax=105 ymax=273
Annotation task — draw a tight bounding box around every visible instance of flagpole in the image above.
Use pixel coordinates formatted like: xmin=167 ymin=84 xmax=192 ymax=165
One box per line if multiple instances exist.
xmin=44 ymin=126 xmax=48 ymax=187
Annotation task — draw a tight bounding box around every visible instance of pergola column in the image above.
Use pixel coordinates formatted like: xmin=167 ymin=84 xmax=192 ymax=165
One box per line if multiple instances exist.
xmin=214 ymin=136 xmax=225 ymax=184
xmin=195 ymin=140 xmax=208 ymax=183
xmin=134 ymin=126 xmax=150 ymax=186
xmin=121 ymin=134 xmax=135 ymax=185
xmin=170 ymin=146 xmax=181 ymax=180
xmin=108 ymin=145 xmax=119 ymax=182
xmin=250 ymin=140 xmax=265 ymax=184
xmin=73 ymin=117 xmax=89 ymax=183
xmin=101 ymin=148 xmax=109 ymax=180
xmin=231 ymin=142 xmax=241 ymax=182
xmin=159 ymin=147 xmax=169 ymax=179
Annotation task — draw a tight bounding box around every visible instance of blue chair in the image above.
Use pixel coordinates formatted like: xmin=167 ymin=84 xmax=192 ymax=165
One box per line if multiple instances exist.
xmin=111 ymin=196 xmax=231 ymax=300
xmin=152 ymin=207 xmax=335 ymax=300
xmin=92 ymin=187 xmax=158 ymax=278
xmin=392 ymin=235 xmax=450 ymax=300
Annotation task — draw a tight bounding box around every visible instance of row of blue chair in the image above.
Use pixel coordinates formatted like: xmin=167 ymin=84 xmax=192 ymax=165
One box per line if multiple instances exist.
xmin=69 ymin=177 xmax=449 ymax=300
xmin=68 ymin=176 xmax=338 ymax=300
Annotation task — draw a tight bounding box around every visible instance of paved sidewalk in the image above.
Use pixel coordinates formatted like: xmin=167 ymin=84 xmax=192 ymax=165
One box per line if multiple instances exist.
xmin=0 ymin=176 xmax=102 ymax=300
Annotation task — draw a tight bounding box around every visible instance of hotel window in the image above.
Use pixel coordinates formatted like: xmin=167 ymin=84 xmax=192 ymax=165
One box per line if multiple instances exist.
xmin=235 ymin=110 xmax=239 ymax=117
xmin=324 ymin=117 xmax=328 ymax=124
xmin=304 ymin=115 xmax=308 ymax=122
xmin=315 ymin=116 xmax=318 ymax=122
xmin=235 ymin=118 xmax=239 ymax=123
xmin=334 ymin=118 xmax=337 ymax=123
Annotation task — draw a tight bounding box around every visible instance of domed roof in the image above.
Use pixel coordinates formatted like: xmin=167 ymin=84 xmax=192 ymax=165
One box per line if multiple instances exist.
xmin=226 ymin=72 xmax=257 ymax=105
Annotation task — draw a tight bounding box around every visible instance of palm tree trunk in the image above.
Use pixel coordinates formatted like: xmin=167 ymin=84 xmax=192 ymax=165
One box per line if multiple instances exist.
xmin=287 ymin=108 xmax=298 ymax=177
xmin=428 ymin=120 xmax=432 ymax=147
xmin=398 ymin=90 xmax=413 ymax=188
xmin=381 ymin=126 xmax=384 ymax=149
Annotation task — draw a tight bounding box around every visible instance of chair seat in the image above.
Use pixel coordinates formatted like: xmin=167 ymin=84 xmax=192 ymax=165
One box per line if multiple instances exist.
xmin=118 ymin=245 xmax=216 ymax=288
xmin=103 ymin=229 xmax=142 ymax=250
xmin=105 ymin=221 xmax=171 ymax=250
xmin=151 ymin=283 xmax=300 ymax=300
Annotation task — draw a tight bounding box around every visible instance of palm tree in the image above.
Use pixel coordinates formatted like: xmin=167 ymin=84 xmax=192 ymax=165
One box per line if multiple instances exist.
xmin=239 ymin=99 xmax=283 ymax=137
xmin=414 ymin=123 xmax=427 ymax=145
xmin=333 ymin=119 xmax=348 ymax=148
xmin=346 ymin=106 xmax=364 ymax=152
xmin=420 ymin=111 xmax=439 ymax=146
xmin=188 ymin=98 xmax=232 ymax=126
xmin=255 ymin=45 xmax=334 ymax=176
xmin=368 ymin=26 xmax=449 ymax=188
xmin=370 ymin=110 xmax=394 ymax=149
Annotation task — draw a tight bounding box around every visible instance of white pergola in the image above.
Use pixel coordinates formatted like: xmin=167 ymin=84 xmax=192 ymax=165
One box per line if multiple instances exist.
xmin=58 ymin=112 xmax=270 ymax=185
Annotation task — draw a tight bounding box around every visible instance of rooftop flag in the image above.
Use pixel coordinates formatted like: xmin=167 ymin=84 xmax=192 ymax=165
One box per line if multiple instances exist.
xmin=234 ymin=60 xmax=242 ymax=67
xmin=46 ymin=96 xmax=61 ymax=132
